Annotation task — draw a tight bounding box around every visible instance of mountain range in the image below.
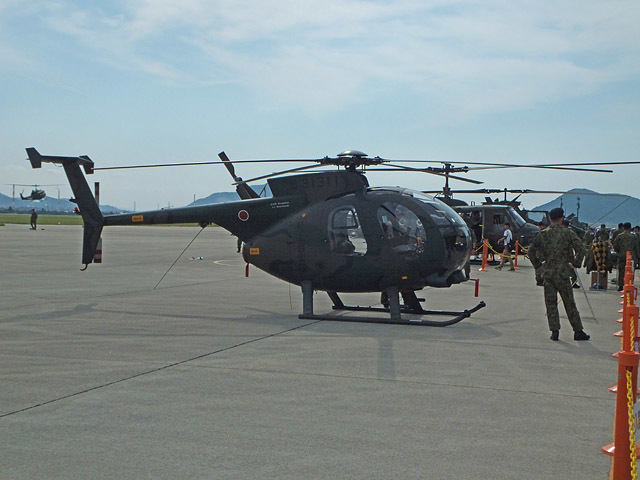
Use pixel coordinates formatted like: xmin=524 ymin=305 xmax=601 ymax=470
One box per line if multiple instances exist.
xmin=531 ymin=189 xmax=640 ymax=227
xmin=0 ymin=191 xmax=125 ymax=214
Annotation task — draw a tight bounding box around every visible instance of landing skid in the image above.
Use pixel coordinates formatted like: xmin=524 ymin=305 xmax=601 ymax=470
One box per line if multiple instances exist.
xmin=298 ymin=281 xmax=486 ymax=327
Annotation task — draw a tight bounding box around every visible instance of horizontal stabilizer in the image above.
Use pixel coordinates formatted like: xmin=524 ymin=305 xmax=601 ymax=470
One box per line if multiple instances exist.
xmin=26 ymin=147 xmax=95 ymax=174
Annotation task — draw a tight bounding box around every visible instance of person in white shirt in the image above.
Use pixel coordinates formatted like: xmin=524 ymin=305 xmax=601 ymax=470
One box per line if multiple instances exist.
xmin=496 ymin=222 xmax=515 ymax=271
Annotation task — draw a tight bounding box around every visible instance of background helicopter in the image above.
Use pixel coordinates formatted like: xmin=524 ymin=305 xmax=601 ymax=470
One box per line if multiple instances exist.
xmin=430 ymin=188 xmax=610 ymax=246
xmin=24 ymin=147 xmax=637 ymax=326
xmin=20 ymin=185 xmax=46 ymax=201
xmin=4 ymin=183 xmax=65 ymax=201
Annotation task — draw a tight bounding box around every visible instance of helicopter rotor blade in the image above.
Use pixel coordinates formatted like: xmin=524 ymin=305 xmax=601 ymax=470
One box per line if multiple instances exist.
xmin=218 ymin=151 xmax=260 ymax=199
xmin=374 ymin=164 xmax=484 ymax=185
xmin=93 ymin=158 xmax=321 ymax=171
xmin=218 ymin=151 xmax=238 ymax=179
xmin=237 ymin=164 xmax=323 ymax=184
xmin=391 ymin=158 xmax=640 ymax=168
xmin=421 ymin=188 xmax=571 ymax=195
xmin=467 ymin=164 xmax=613 ymax=173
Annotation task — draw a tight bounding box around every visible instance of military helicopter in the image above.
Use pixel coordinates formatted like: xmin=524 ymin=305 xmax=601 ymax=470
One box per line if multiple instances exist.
xmin=5 ymin=183 xmax=63 ymax=201
xmin=440 ymin=188 xmax=603 ymax=246
xmin=25 ymin=147 xmax=637 ymax=325
xmin=25 ymin=147 xmax=490 ymax=326
xmin=424 ymin=185 xmax=614 ymax=249
xmin=433 ymin=189 xmax=546 ymax=249
xmin=19 ymin=186 xmax=46 ymax=201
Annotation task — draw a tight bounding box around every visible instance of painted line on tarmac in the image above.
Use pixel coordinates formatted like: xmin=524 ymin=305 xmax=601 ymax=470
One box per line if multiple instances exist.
xmin=0 ymin=319 xmax=322 ymax=419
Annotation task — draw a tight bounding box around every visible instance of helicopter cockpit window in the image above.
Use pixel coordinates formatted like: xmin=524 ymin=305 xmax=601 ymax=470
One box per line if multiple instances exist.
xmin=492 ymin=213 xmax=505 ymax=235
xmin=407 ymin=191 xmax=467 ymax=227
xmin=329 ymin=207 xmax=367 ymax=255
xmin=378 ymin=203 xmax=426 ymax=255
xmin=509 ymin=211 xmax=527 ymax=229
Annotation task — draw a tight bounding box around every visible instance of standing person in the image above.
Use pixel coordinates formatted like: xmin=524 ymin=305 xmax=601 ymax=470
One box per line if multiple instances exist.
xmin=612 ymin=222 xmax=640 ymax=291
xmin=612 ymin=223 xmax=624 ymax=243
xmin=495 ymin=222 xmax=514 ymax=271
xmin=595 ymin=224 xmax=609 ymax=242
xmin=583 ymin=227 xmax=595 ymax=247
xmin=30 ymin=209 xmax=38 ymax=230
xmin=528 ymin=207 xmax=590 ymax=341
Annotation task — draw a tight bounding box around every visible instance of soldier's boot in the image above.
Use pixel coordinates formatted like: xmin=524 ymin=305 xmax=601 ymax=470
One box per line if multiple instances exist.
xmin=574 ymin=330 xmax=590 ymax=341
xmin=550 ymin=330 xmax=559 ymax=341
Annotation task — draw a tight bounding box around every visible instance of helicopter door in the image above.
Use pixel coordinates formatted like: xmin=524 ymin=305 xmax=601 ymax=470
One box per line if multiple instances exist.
xmin=328 ymin=206 xmax=367 ymax=255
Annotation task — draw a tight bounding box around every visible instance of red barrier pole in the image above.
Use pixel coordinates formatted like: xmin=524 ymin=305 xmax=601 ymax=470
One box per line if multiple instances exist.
xmin=514 ymin=241 xmax=520 ymax=270
xmin=479 ymin=239 xmax=488 ymax=272
xmin=603 ymin=253 xmax=640 ymax=479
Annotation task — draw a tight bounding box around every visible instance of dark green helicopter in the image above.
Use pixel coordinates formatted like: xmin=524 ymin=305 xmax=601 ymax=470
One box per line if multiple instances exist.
xmin=26 ymin=147 xmax=485 ymax=326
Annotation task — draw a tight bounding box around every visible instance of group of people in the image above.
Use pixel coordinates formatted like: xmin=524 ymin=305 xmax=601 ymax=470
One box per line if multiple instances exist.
xmin=582 ymin=222 xmax=640 ymax=291
xmin=490 ymin=209 xmax=640 ymax=342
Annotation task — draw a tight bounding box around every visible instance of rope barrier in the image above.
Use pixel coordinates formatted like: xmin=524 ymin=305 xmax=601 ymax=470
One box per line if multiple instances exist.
xmin=627 ymin=312 xmax=638 ymax=480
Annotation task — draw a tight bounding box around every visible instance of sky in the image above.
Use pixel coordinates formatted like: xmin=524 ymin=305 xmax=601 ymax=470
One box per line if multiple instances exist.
xmin=1 ymin=0 xmax=639 ymax=212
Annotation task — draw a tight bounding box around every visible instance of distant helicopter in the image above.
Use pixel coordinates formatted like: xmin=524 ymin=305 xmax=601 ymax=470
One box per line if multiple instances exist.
xmin=25 ymin=147 xmax=636 ymax=326
xmin=19 ymin=186 xmax=46 ymax=201
xmin=5 ymin=183 xmax=63 ymax=201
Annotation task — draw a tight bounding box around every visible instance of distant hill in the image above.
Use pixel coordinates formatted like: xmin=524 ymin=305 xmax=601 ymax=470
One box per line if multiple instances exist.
xmin=0 ymin=191 xmax=126 ymax=214
xmin=187 ymin=184 xmax=272 ymax=206
xmin=189 ymin=191 xmax=241 ymax=206
xmin=532 ymin=189 xmax=640 ymax=227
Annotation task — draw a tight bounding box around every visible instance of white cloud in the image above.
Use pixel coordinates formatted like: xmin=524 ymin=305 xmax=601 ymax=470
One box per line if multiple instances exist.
xmin=2 ymin=0 xmax=639 ymax=117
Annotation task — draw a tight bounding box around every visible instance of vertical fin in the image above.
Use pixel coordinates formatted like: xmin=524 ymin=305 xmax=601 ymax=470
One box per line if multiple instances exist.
xmin=25 ymin=147 xmax=104 ymax=266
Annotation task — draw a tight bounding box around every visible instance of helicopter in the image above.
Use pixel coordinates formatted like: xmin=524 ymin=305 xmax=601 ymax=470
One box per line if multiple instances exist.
xmin=5 ymin=182 xmax=64 ymax=201
xmin=25 ymin=147 xmax=488 ymax=327
xmin=424 ymin=186 xmax=613 ymax=250
xmin=19 ymin=186 xmax=46 ymax=201
xmin=25 ymin=147 xmax=637 ymax=325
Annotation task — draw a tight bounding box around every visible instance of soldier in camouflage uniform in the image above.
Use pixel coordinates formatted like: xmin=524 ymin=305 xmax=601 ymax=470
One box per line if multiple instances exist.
xmin=595 ymin=224 xmax=609 ymax=243
xmin=528 ymin=208 xmax=590 ymax=341
xmin=612 ymin=223 xmax=624 ymax=243
xmin=612 ymin=222 xmax=640 ymax=291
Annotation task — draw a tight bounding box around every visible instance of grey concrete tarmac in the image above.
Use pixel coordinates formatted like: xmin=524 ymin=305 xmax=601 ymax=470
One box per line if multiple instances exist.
xmin=0 ymin=224 xmax=625 ymax=479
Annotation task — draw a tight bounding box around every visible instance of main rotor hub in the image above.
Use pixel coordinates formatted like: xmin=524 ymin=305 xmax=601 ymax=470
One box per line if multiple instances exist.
xmin=319 ymin=150 xmax=385 ymax=171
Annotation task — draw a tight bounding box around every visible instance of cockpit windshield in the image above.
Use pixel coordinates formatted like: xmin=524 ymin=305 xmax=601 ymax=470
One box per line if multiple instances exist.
xmin=405 ymin=190 xmax=467 ymax=227
xmin=378 ymin=202 xmax=426 ymax=255
xmin=369 ymin=187 xmax=467 ymax=227
xmin=509 ymin=210 xmax=527 ymax=229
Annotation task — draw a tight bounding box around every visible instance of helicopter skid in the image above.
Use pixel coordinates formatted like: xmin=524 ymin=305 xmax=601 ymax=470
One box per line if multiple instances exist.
xmin=298 ymin=301 xmax=486 ymax=326
xmin=299 ymin=282 xmax=485 ymax=326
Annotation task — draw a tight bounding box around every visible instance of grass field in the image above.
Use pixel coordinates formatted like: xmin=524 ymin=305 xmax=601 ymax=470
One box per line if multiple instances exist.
xmin=0 ymin=214 xmax=83 ymax=226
